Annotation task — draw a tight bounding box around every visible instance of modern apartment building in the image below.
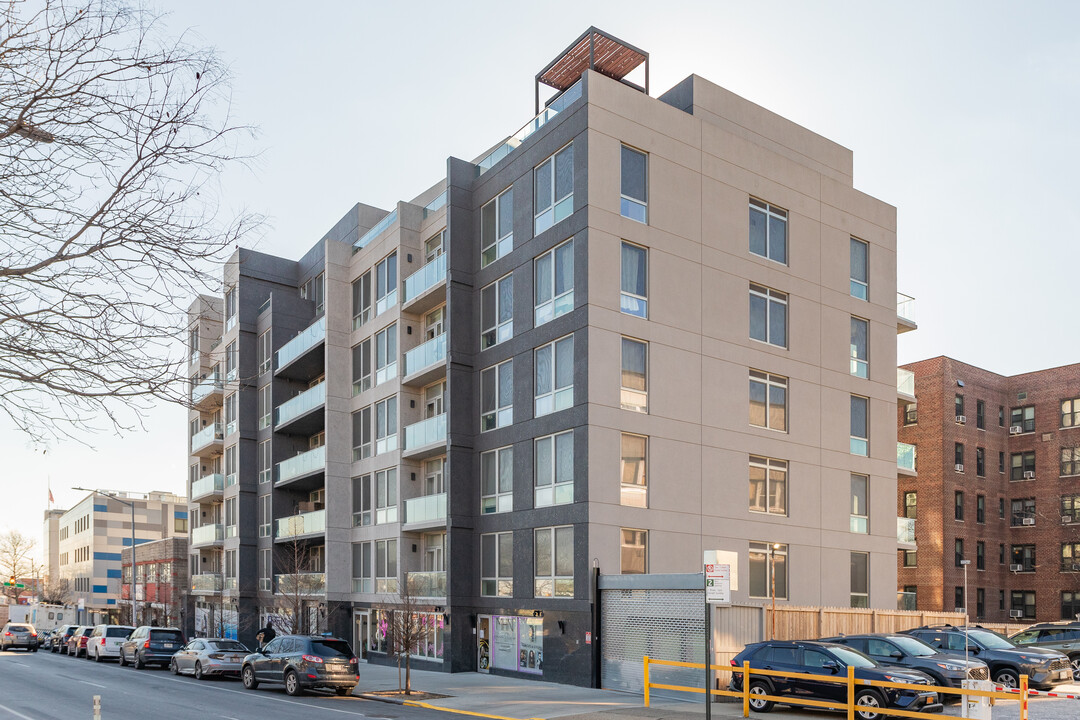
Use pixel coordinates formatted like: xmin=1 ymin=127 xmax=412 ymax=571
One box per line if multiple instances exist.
xmin=42 ymin=508 xmax=64 ymax=584
xmin=120 ymin=537 xmax=189 ymax=628
xmin=185 ymin=28 xmax=913 ymax=685
xmin=51 ymin=491 xmax=188 ymax=621
xmin=897 ymin=356 xmax=1080 ymax=623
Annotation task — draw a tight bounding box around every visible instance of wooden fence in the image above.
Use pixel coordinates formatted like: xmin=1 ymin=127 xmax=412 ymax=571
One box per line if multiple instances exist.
xmin=759 ymin=604 xmax=1029 ymax=641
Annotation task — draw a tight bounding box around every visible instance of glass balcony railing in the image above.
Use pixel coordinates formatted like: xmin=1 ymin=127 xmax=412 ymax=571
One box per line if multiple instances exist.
xmin=406 ymin=571 xmax=446 ymax=598
xmin=897 ymin=591 xmax=917 ymax=612
xmin=422 ymin=190 xmax=447 ymax=218
xmin=404 ymin=414 xmax=446 ymax=451
xmin=276 ymin=572 xmax=325 ymax=595
xmin=897 ymin=367 xmax=915 ymax=396
xmin=191 ymin=370 xmax=222 ymax=405
xmin=354 ymin=209 xmax=398 ymax=251
xmin=477 ymin=79 xmax=582 ymax=175
xmin=276 ymin=509 xmax=326 ymax=539
xmin=191 ymin=473 xmax=224 ymax=500
xmin=897 ymin=517 xmax=916 ymax=544
xmin=191 ymin=574 xmax=222 ymax=592
xmin=897 ymin=292 xmax=916 ymax=324
xmin=403 ymin=254 xmax=446 ymax=305
xmin=276 ymin=316 xmax=326 ymax=370
xmin=404 ymin=334 xmax=446 ymax=377
xmin=276 ymin=446 xmax=326 ymax=485
xmin=192 ymin=524 xmax=224 ymax=546
xmin=897 ymin=442 xmax=917 ymax=472
xmin=274 ymin=382 xmax=325 ymax=427
xmin=190 ymin=423 xmax=223 ymax=453
xmin=405 ymin=493 xmax=447 ymax=525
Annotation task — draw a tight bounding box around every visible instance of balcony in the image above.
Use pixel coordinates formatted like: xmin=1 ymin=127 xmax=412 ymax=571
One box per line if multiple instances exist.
xmin=402 ymin=413 xmax=446 ymax=459
xmin=897 ymin=517 xmax=916 ymax=549
xmin=274 ymin=382 xmax=325 ymax=434
xmin=275 ymin=509 xmax=326 ymax=541
xmin=190 ymin=473 xmax=224 ymax=502
xmin=402 ymin=334 xmax=446 ymax=387
xmin=276 ymin=446 xmax=326 ymax=489
xmin=275 ymin=316 xmax=326 ymax=380
xmin=191 ymin=370 xmax=223 ymax=409
xmin=191 ymin=523 xmax=224 ymax=547
xmin=190 ymin=422 xmax=224 ymax=458
xmin=897 ymin=367 xmax=915 ymax=400
xmin=354 ymin=209 xmax=398 ymax=251
xmin=405 ymin=571 xmax=446 ymax=599
xmin=897 ymin=591 xmax=917 ymax=612
xmin=191 ymin=574 xmax=222 ymax=593
xmin=897 ymin=442 xmax=917 ymax=476
xmin=403 ymin=493 xmax=447 ymax=531
xmin=401 ymin=253 xmax=446 ymax=314
xmin=275 ymin=572 xmax=325 ymax=595
xmin=423 ymin=190 xmax=446 ymax=219
xmin=476 ymin=79 xmax=582 ymax=175
xmin=897 ymin=293 xmax=917 ymax=334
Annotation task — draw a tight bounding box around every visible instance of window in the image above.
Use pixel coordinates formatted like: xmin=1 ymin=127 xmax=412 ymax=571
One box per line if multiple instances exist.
xmin=375 ymin=396 xmax=397 ymax=454
xmin=1011 ymin=405 xmax=1035 ymax=433
xmin=621 ymin=338 xmax=648 ymax=413
xmin=749 ymin=283 xmax=787 ymax=348
xmin=1011 ymin=498 xmax=1035 ymax=527
xmin=224 ymin=392 xmax=237 ymax=436
xmin=903 ymin=550 xmax=917 ymax=567
xmin=481 ymin=359 xmax=513 ymax=431
xmin=260 ymin=547 xmax=271 ymax=590
xmin=257 ymin=330 xmax=271 ymax=375
xmin=224 ymin=444 xmax=237 ymax=487
xmin=1062 ymin=495 xmax=1080 ymax=524
xmin=749 ymin=542 xmax=787 ymax=599
xmin=480 ymin=274 xmax=513 ymax=349
xmin=850 ymin=474 xmax=868 ymax=533
xmin=620 ymin=241 xmax=648 ymax=317
xmin=1011 ymin=452 xmax=1036 ymax=481
xmin=534 ymin=336 xmax=574 ymax=416
xmin=376 ymin=539 xmax=398 ymax=593
xmin=954 ymin=587 xmax=965 ymax=612
xmin=1011 ymin=590 xmax=1036 ymax=619
xmin=955 ymin=538 xmax=964 ymax=567
xmin=534 ymin=526 xmax=574 ymax=598
xmin=977 ymin=495 xmax=985 ymax=524
xmin=352 ymin=338 xmax=372 ymax=395
xmin=621 ymin=529 xmax=647 ymax=574
xmin=534 ymin=143 xmax=574 ymax=234
xmin=225 ymin=497 xmax=237 ymax=538
xmin=352 ymin=406 xmax=371 ymax=461
xmin=903 ymin=402 xmax=917 ymax=425
xmin=955 ymin=442 xmax=965 ymax=470
xmin=375 ymin=252 xmax=397 ymax=316
xmin=425 ymin=229 xmax=444 ymax=262
xmin=258 ymin=495 xmax=270 ymax=538
xmin=976 ymin=400 xmax=986 ymax=430
xmin=374 ymin=324 xmax=397 ymax=386
xmin=849 ymin=552 xmax=869 ymax=608
xmin=620 ymin=145 xmax=647 ymax=223
xmin=904 ymin=492 xmax=917 ymax=519
xmin=375 ymin=469 xmax=398 ymax=524
xmin=976 ymin=588 xmax=985 ymax=618
xmin=481 ymin=532 xmax=513 ymax=597
xmin=258 ymin=385 xmax=271 ymax=430
xmin=1062 ymin=447 xmax=1080 ymax=477
xmin=1061 ymin=543 xmax=1080 ymax=572
xmin=999 ymin=451 xmax=1006 ymax=474
xmin=850 ymin=237 xmax=868 ymax=300
xmin=312 ymin=272 xmax=325 ymax=314
xmin=534 ymin=238 xmax=574 ymax=325
xmin=480 ymin=447 xmax=513 ymax=514
xmin=955 ymin=491 xmax=964 ymax=521
xmin=1011 ymin=545 xmax=1036 ymax=573
xmin=189 ymin=325 xmax=199 ymax=362
xmin=481 ymin=187 xmax=514 ymax=267
xmin=850 ymin=395 xmax=869 ymax=456
xmin=1063 ymin=398 xmax=1080 ymax=428
xmin=352 ymin=271 xmax=371 ymax=329
xmin=976 ymin=447 xmax=985 ymax=477
xmin=955 ymin=394 xmax=965 ymax=419
xmin=1063 ymin=592 xmax=1080 ymax=622
xmin=850 ymin=317 xmax=869 ymax=378
xmin=999 ymin=589 xmax=1005 ymax=610
xmin=621 ymin=434 xmax=648 ymax=508
xmin=535 ymin=431 xmax=573 ymax=507
xmin=225 ymin=287 xmax=237 ymax=331
xmin=999 ymin=406 xmax=1005 ymax=427
xmin=999 ymin=499 xmax=1005 ymax=519
xmin=977 ymin=541 xmax=985 ymax=570
xmin=225 ymin=340 xmax=238 ymax=382
xmin=749 ymin=370 xmax=787 ymax=432
xmin=749 ymin=198 xmax=787 ymax=264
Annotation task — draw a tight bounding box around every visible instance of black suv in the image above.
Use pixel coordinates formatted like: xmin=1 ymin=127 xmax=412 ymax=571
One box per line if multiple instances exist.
xmin=118 ymin=626 xmax=186 ymax=669
xmin=729 ymin=640 xmax=942 ymax=720
xmin=902 ymin=625 xmax=1072 ymax=689
xmin=825 ymin=633 xmax=989 ymax=693
xmin=52 ymin=625 xmax=77 ymax=654
xmin=241 ymin=635 xmax=358 ymax=697
xmin=1009 ymin=622 xmax=1080 ymax=680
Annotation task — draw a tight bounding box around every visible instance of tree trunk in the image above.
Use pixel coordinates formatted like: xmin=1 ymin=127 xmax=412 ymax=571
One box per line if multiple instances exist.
xmin=405 ymin=656 xmax=411 ymax=695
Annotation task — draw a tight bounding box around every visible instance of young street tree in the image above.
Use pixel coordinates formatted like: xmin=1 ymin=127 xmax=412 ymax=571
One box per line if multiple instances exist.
xmin=0 ymin=530 xmax=36 ymax=602
xmin=378 ymin=575 xmax=431 ymax=696
xmin=0 ymin=0 xmax=260 ymax=442
xmin=271 ymin=536 xmax=325 ymax=635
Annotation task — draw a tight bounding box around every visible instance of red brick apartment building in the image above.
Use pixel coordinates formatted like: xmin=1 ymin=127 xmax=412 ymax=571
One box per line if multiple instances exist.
xmin=898 ymin=357 xmax=1080 ymax=623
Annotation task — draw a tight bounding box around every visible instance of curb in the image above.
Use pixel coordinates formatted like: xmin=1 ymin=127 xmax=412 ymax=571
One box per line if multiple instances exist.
xmin=356 ymin=693 xmax=543 ymax=720
xmin=356 ymin=692 xmax=406 ymax=705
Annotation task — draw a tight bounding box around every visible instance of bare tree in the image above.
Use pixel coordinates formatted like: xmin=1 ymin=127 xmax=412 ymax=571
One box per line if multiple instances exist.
xmin=0 ymin=0 xmax=261 ymax=442
xmin=40 ymin=576 xmax=73 ymax=605
xmin=0 ymin=531 xmax=35 ymax=602
xmin=270 ymin=537 xmax=324 ymax=635
xmin=377 ymin=576 xmax=431 ymax=696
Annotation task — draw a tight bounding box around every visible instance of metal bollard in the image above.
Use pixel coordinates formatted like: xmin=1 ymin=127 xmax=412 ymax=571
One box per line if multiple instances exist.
xmin=93 ymin=694 xmax=101 ymax=720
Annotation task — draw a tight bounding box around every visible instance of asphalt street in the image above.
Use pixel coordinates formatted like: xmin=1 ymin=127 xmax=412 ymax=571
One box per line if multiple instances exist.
xmin=0 ymin=648 xmax=443 ymax=720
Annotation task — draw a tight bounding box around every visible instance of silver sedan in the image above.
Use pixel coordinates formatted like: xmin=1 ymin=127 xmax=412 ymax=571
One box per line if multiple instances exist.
xmin=169 ymin=638 xmax=250 ymax=679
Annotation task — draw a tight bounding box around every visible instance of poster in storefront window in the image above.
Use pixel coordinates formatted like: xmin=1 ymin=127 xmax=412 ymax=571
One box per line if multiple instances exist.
xmin=517 ymin=616 xmax=543 ymax=674
xmin=492 ymin=615 xmax=518 ymax=671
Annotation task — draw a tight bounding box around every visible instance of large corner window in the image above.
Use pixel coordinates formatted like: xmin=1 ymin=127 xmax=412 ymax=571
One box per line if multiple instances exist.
xmin=481 ymin=187 xmax=514 ymax=267
xmin=534 ymin=143 xmax=574 ymax=234
xmin=225 ymin=287 xmax=237 ymax=331
xmin=375 ymin=252 xmax=398 ymax=316
xmin=620 ymin=145 xmax=647 ymax=223
xmin=534 ymin=238 xmax=574 ymax=326
xmin=749 ymin=198 xmax=787 ymax=264
xmin=620 ymin=241 xmax=648 ymax=318
xmin=481 ymin=274 xmax=513 ymax=349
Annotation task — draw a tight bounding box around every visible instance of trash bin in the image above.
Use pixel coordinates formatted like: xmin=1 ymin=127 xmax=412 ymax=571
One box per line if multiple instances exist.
xmin=960 ymin=679 xmax=993 ymax=720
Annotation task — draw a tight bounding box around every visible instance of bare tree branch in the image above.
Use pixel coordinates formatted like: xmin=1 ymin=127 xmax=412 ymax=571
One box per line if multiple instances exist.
xmin=0 ymin=530 xmax=36 ymax=602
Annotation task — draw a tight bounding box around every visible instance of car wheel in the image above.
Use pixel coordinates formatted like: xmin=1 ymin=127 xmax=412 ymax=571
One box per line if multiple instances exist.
xmin=1070 ymin=655 xmax=1080 ymax=682
xmin=170 ymin=658 xmax=179 ymax=675
xmin=855 ymin=689 xmax=887 ymax=720
xmin=994 ymin=668 xmax=1020 ymax=689
xmin=242 ymin=665 xmax=259 ymax=690
xmin=747 ymin=680 xmax=775 ymax=712
xmin=95 ymin=647 xmax=103 ymax=662
xmin=118 ymin=649 xmax=127 ymax=666
xmin=335 ymin=688 xmax=351 ymax=697
xmin=133 ymin=651 xmax=144 ymax=670
xmin=195 ymin=662 xmax=204 ymax=681
xmin=284 ymin=670 xmax=303 ymax=696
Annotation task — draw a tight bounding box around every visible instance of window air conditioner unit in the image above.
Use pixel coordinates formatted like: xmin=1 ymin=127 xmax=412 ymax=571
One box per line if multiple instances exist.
xmin=1010 ymin=426 xmax=1023 ymax=434
xmin=1073 ymin=564 xmax=1080 ymax=572
xmin=1064 ymin=516 xmax=1074 ymax=524
xmin=1022 ymin=517 xmax=1035 ymax=526
xmin=955 ymin=464 xmax=965 ymax=472
xmin=1009 ymin=564 xmax=1024 ymax=572
xmin=954 ymin=607 xmax=965 ymax=614
xmin=1009 ymin=610 xmax=1023 ymax=619
xmin=956 ymin=415 xmax=967 ymax=424
xmin=1023 ymin=471 xmax=1035 ymax=480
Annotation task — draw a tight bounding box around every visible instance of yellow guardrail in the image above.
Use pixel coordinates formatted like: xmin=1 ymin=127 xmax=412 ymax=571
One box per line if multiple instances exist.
xmin=642 ymin=656 xmax=1029 ymax=720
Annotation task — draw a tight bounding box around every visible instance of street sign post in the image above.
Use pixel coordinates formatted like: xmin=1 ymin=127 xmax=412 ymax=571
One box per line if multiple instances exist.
xmin=702 ymin=555 xmax=733 ymax=720
xmin=704 ymin=563 xmax=730 ymax=604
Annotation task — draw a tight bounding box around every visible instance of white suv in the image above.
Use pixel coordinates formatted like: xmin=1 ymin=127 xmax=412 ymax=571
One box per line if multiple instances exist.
xmin=86 ymin=624 xmax=135 ymax=661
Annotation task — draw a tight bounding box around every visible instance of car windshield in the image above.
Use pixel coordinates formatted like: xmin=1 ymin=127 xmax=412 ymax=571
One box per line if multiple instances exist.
xmin=890 ymin=636 xmax=936 ymax=657
xmin=968 ymin=630 xmax=1014 ymax=649
xmin=106 ymin=627 xmax=133 ymax=638
xmin=150 ymin=630 xmax=184 ymax=642
xmin=210 ymin=640 xmax=248 ymax=652
xmin=310 ymin=640 xmax=352 ymax=659
xmin=829 ymin=646 xmax=876 ymax=668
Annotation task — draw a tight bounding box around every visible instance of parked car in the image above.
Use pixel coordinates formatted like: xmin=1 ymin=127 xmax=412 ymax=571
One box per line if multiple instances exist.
xmin=119 ymin=626 xmax=186 ymax=669
xmin=170 ymin=638 xmax=250 ymax=679
xmin=52 ymin=625 xmax=77 ymax=654
xmin=241 ymin=635 xmax=359 ymax=696
xmin=0 ymin=622 xmax=39 ymax=652
xmin=902 ymin=625 xmax=1072 ymax=689
xmin=41 ymin=626 xmax=62 ymax=651
xmin=66 ymin=625 xmax=94 ymax=657
xmin=824 ymin=633 xmax=989 ymax=695
xmin=1009 ymin=622 xmax=1080 ymax=680
xmin=86 ymin=625 xmax=136 ymax=662
xmin=729 ymin=640 xmax=942 ymax=720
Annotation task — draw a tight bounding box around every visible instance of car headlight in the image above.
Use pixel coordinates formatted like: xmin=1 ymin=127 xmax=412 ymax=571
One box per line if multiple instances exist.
xmin=935 ymin=663 xmax=965 ymax=671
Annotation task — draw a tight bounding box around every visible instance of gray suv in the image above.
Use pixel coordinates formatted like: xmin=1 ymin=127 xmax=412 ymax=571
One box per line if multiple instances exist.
xmin=1009 ymin=623 xmax=1080 ymax=680
xmin=903 ymin=625 xmax=1071 ymax=689
xmin=825 ymin=633 xmax=988 ymax=694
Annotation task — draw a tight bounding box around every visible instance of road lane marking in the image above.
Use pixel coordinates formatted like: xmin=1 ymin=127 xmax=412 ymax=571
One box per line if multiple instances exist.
xmin=161 ymin=677 xmax=389 ymax=718
xmin=79 ymin=680 xmax=107 ymax=688
xmin=0 ymin=703 xmax=38 ymax=720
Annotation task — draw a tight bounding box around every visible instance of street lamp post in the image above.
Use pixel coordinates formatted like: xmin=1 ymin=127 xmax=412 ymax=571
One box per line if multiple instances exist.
xmin=73 ymin=487 xmax=138 ymax=628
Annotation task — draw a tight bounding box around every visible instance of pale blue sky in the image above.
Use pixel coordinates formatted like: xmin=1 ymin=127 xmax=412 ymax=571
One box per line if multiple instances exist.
xmin=7 ymin=1 xmax=1079 ymax=557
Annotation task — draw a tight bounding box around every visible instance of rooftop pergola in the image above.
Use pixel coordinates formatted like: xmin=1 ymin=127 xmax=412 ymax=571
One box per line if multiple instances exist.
xmin=535 ymin=27 xmax=649 ymax=114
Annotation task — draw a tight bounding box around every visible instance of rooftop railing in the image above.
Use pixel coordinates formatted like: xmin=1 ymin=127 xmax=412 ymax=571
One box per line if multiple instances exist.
xmin=476 ymin=80 xmax=582 ymax=175
xmin=422 ymin=191 xmax=447 ymax=218
xmin=354 ymin=209 xmax=398 ymax=251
